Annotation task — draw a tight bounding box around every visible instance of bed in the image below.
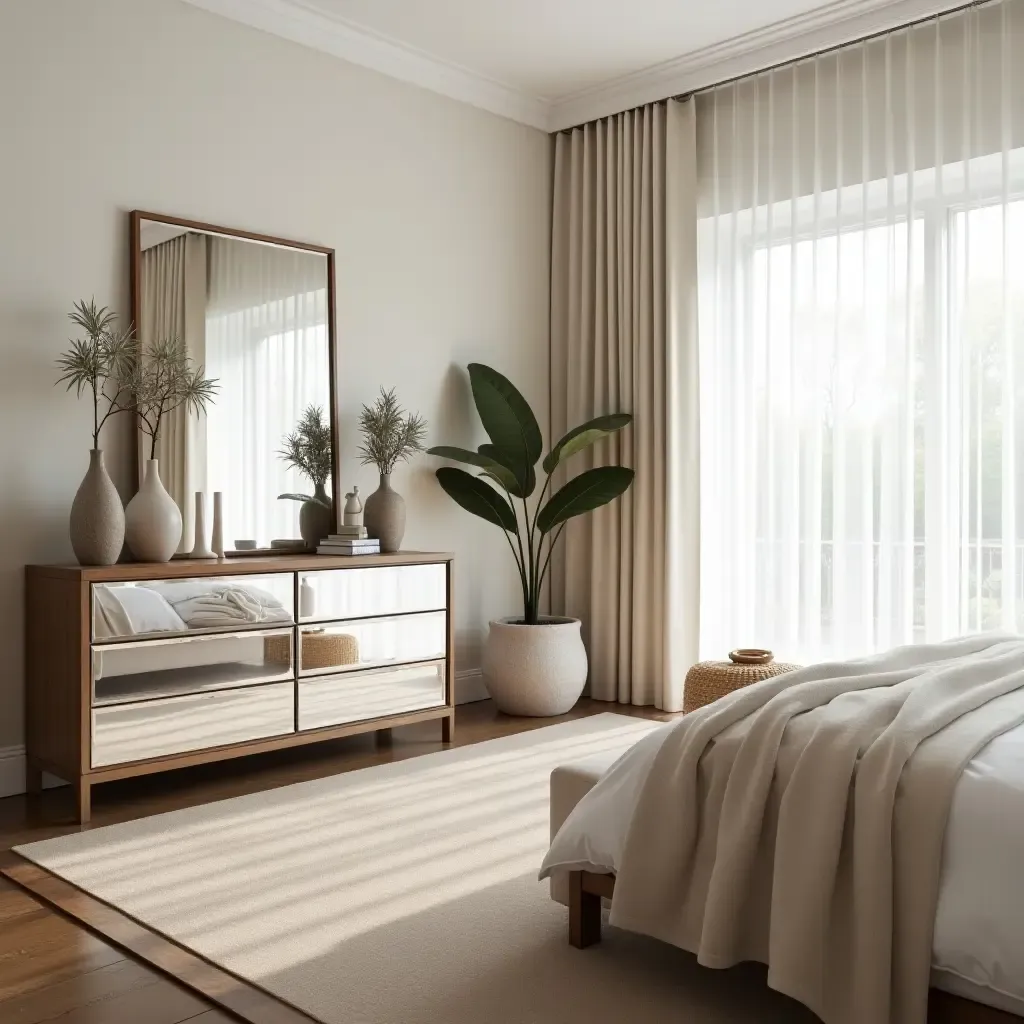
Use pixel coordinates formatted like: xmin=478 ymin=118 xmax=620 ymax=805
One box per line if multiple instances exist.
xmin=541 ymin=637 xmax=1024 ymax=1024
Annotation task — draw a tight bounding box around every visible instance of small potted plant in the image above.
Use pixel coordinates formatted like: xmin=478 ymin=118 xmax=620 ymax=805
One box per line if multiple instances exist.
xmin=121 ymin=336 xmax=218 ymax=562
xmin=55 ymin=300 xmax=135 ymax=565
xmin=429 ymin=363 xmax=633 ymax=716
xmin=278 ymin=404 xmax=334 ymax=546
xmin=357 ymin=388 xmax=427 ymax=553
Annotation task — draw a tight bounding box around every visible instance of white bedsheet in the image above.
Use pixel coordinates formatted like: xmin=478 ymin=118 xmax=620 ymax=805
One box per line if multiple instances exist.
xmin=542 ymin=721 xmax=1024 ymax=1015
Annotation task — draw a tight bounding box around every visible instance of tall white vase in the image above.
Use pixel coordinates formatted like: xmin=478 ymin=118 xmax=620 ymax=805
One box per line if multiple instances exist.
xmin=189 ymin=492 xmax=215 ymax=559
xmin=125 ymin=459 xmax=182 ymax=563
xmin=212 ymin=491 xmax=225 ymax=557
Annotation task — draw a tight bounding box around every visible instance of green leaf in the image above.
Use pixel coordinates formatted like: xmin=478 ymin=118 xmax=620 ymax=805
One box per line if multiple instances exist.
xmin=277 ymin=492 xmax=330 ymax=508
xmin=537 ymin=466 xmax=635 ymax=534
xmin=542 ymin=414 xmax=633 ymax=474
xmin=468 ymin=363 xmax=542 ymax=491
xmin=479 ymin=443 xmax=535 ymax=498
xmin=435 ymin=467 xmax=517 ymax=532
xmin=428 ymin=444 xmax=522 ymax=495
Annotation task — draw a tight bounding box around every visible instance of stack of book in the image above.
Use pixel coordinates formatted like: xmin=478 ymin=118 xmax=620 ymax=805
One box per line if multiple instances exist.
xmin=317 ymin=526 xmax=380 ymax=556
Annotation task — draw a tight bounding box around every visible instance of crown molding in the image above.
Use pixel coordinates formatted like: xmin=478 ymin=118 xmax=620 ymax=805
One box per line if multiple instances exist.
xmin=182 ymin=0 xmax=967 ymax=134
xmin=179 ymin=0 xmax=550 ymax=130
xmin=548 ymin=0 xmax=965 ymax=130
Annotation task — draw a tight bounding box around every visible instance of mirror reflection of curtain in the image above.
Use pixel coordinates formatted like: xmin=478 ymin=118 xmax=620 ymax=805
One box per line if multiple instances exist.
xmin=204 ymin=238 xmax=329 ymax=547
xmin=139 ymin=232 xmax=208 ymax=551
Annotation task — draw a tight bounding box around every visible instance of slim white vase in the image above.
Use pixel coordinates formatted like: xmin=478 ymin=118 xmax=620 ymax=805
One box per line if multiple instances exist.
xmin=189 ymin=492 xmax=215 ymax=558
xmin=212 ymin=492 xmax=225 ymax=557
xmin=125 ymin=459 xmax=182 ymax=563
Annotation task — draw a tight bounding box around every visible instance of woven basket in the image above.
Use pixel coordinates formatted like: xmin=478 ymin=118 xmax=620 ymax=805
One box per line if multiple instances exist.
xmin=683 ymin=649 xmax=800 ymax=713
xmin=263 ymin=631 xmax=359 ymax=671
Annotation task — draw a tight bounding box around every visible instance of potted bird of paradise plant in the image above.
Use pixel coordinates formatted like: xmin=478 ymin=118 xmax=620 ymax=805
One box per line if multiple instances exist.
xmin=429 ymin=363 xmax=633 ymax=716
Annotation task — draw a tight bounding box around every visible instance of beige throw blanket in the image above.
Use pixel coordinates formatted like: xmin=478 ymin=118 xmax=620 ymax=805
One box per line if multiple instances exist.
xmin=606 ymin=635 xmax=1024 ymax=1024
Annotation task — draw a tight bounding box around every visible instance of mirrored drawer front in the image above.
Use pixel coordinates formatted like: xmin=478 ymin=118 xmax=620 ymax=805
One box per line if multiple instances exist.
xmin=92 ymin=628 xmax=294 ymax=706
xmin=299 ymin=662 xmax=445 ymax=730
xmin=298 ymin=564 xmax=447 ymax=623
xmin=92 ymin=681 xmax=295 ymax=768
xmin=92 ymin=574 xmax=295 ymax=642
xmin=298 ymin=611 xmax=446 ymax=676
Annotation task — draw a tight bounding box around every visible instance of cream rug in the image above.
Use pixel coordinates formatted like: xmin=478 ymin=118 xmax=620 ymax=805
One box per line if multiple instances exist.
xmin=16 ymin=714 xmax=815 ymax=1023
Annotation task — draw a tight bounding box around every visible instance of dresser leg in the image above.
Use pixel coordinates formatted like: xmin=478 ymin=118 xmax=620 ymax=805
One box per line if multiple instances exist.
xmin=442 ymin=714 xmax=454 ymax=744
xmin=76 ymin=779 xmax=92 ymax=824
xmin=25 ymin=757 xmax=43 ymax=797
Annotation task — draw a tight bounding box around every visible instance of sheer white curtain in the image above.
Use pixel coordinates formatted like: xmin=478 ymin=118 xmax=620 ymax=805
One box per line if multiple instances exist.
xmin=205 ymin=238 xmax=329 ymax=546
xmin=698 ymin=0 xmax=1024 ymax=663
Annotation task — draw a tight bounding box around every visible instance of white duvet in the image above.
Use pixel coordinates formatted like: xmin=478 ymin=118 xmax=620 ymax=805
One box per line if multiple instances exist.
xmin=542 ymin=701 xmax=1024 ymax=1016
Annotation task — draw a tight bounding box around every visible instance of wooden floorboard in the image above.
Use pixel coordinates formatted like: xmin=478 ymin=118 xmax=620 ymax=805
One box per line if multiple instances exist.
xmin=0 ymin=698 xmax=667 ymax=1024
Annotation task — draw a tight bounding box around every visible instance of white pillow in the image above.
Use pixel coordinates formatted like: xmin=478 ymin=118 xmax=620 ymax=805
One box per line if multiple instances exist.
xmin=110 ymin=586 xmax=187 ymax=634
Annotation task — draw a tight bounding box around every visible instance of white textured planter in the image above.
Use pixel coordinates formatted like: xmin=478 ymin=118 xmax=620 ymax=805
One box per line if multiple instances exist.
xmin=482 ymin=616 xmax=588 ymax=717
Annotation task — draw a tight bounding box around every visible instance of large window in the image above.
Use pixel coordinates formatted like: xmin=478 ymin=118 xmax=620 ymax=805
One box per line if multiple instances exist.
xmin=696 ymin=1 xmax=1024 ymax=661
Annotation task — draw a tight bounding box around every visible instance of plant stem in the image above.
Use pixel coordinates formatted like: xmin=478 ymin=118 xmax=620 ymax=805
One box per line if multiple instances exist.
xmin=525 ymin=475 xmax=554 ymax=625
xmin=535 ymin=522 xmax=567 ymax=607
xmin=500 ymin=526 xmax=529 ymax=616
xmin=523 ymin=495 xmax=538 ymax=624
xmin=92 ymin=377 xmax=100 ymax=448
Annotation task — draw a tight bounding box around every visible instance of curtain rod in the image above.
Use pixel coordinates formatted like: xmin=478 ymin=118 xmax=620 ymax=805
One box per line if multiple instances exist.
xmin=672 ymin=0 xmax=990 ymax=100
xmin=557 ymin=0 xmax=993 ymax=131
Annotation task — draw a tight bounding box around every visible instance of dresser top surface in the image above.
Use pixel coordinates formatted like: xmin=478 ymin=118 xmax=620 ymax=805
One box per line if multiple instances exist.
xmin=27 ymin=551 xmax=454 ymax=582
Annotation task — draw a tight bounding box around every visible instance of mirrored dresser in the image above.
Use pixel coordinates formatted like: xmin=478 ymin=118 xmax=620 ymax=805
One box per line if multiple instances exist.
xmin=25 ymin=552 xmax=454 ymax=821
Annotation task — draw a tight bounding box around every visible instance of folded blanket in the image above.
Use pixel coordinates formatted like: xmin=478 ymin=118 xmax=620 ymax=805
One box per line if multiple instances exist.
xmin=543 ymin=634 xmax=1024 ymax=1024
xmin=140 ymin=581 xmax=291 ymax=628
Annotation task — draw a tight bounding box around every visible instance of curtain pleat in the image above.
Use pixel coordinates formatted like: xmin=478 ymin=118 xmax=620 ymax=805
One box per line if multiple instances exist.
xmin=139 ymin=232 xmax=207 ymax=551
xmin=550 ymin=97 xmax=699 ymax=711
xmin=697 ymin=0 xmax=1024 ymax=664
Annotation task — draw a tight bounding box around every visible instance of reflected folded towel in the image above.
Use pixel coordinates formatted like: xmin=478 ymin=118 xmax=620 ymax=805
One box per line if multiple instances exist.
xmin=140 ymin=581 xmax=291 ymax=628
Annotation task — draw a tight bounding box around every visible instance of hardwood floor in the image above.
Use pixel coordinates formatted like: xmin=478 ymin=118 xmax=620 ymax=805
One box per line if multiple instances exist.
xmin=0 ymin=698 xmax=673 ymax=1024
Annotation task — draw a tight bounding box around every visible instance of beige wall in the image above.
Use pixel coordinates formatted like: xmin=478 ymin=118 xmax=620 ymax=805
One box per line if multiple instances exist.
xmin=0 ymin=0 xmax=551 ymax=751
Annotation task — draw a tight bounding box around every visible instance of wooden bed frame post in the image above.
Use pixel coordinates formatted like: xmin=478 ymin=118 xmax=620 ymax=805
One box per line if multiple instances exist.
xmin=568 ymin=870 xmax=603 ymax=948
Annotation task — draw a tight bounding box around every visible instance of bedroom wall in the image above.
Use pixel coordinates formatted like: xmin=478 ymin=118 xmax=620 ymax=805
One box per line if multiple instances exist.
xmin=0 ymin=0 xmax=551 ymax=783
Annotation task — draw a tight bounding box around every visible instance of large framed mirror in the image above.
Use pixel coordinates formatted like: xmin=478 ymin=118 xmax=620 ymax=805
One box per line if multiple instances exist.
xmin=129 ymin=211 xmax=338 ymax=554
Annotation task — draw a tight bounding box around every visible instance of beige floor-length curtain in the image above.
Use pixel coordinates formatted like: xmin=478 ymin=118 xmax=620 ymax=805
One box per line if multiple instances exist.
xmin=549 ymin=97 xmax=700 ymax=711
xmin=139 ymin=231 xmax=207 ymax=551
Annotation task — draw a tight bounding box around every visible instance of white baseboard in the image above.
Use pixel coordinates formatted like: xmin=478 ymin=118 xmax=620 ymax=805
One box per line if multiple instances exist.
xmin=0 ymin=746 xmax=65 ymax=799
xmin=0 ymin=669 xmax=490 ymax=799
xmin=455 ymin=667 xmax=488 ymax=704
xmin=0 ymin=746 xmax=23 ymax=799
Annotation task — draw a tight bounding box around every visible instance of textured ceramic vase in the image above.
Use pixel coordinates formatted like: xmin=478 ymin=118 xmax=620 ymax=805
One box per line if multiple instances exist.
xmin=69 ymin=449 xmax=124 ymax=566
xmin=299 ymin=483 xmax=333 ymax=547
xmin=482 ymin=616 xmax=589 ymax=717
xmin=364 ymin=473 xmax=406 ymax=553
xmin=125 ymin=459 xmax=182 ymax=563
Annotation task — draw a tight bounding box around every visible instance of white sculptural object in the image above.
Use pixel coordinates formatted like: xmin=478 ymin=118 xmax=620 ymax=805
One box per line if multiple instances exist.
xmin=343 ymin=486 xmax=363 ymax=527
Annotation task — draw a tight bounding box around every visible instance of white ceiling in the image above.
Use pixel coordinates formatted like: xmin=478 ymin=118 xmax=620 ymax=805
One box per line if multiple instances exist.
xmin=183 ymin=0 xmax=964 ymax=130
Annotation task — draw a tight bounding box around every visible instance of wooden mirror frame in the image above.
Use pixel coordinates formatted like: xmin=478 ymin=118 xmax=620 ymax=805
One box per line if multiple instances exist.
xmin=128 ymin=209 xmax=339 ymax=537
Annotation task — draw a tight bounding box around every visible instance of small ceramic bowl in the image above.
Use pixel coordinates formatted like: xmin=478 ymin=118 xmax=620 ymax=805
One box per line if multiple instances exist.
xmin=234 ymin=539 xmax=258 ymax=550
xmin=728 ymin=648 xmax=774 ymax=665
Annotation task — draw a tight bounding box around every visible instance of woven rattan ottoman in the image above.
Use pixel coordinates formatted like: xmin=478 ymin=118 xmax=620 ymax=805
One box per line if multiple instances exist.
xmin=683 ymin=649 xmax=800 ymax=713
xmin=264 ymin=629 xmax=359 ymax=671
